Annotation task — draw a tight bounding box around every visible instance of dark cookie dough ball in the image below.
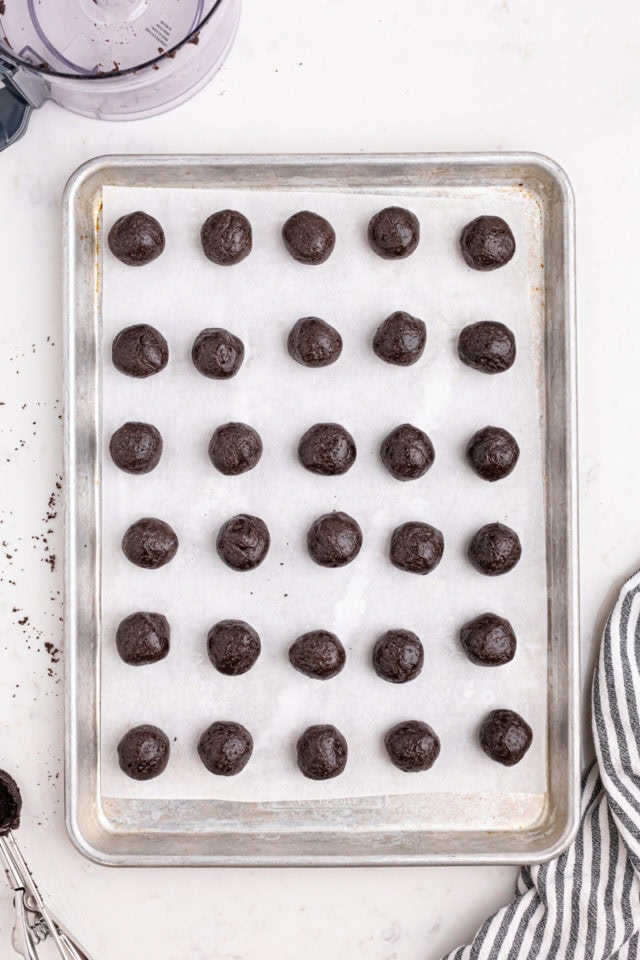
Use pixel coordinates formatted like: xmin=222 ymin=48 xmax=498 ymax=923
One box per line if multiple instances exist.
xmin=216 ymin=514 xmax=270 ymax=571
xmin=373 ymin=311 xmax=427 ymax=366
xmin=287 ymin=317 xmax=343 ymax=368
xmin=117 ymin=724 xmax=170 ymax=781
xmin=282 ymin=211 xmax=336 ymax=265
xmin=289 ymin=631 xmax=346 ymax=680
xmin=209 ymin=422 xmax=263 ymax=476
xmin=112 ymin=324 xmax=169 ymax=378
xmin=373 ymin=629 xmax=424 ymax=683
xmin=122 ymin=517 xmax=178 ymax=570
xmin=380 ymin=424 xmax=435 ymax=481
xmin=0 ymin=769 xmax=22 ymax=835
xmin=198 ymin=721 xmax=253 ymax=776
xmin=116 ymin=612 xmax=170 ymax=666
xmin=368 ymin=206 xmax=420 ymax=260
xmin=298 ymin=423 xmax=356 ymax=476
xmin=460 ymin=215 xmax=516 ymax=271
xmin=466 ymin=426 xmax=519 ymax=481
xmin=109 ymin=421 xmax=163 ymax=475
xmin=479 ymin=709 xmax=532 ymax=766
xmin=390 ymin=522 xmax=444 ymax=575
xmin=468 ymin=522 xmax=521 ymax=576
xmin=201 ymin=209 xmax=252 ymax=266
xmin=460 ymin=613 xmax=516 ymax=666
xmin=296 ymin=724 xmax=348 ymax=780
xmin=458 ymin=321 xmax=516 ymax=374
xmin=385 ymin=721 xmax=441 ymax=772
xmin=108 ymin=211 xmax=165 ymax=267
xmin=192 ymin=328 xmax=245 ymax=380
xmin=207 ymin=620 xmax=261 ymax=675
xmin=307 ymin=511 xmax=363 ymax=568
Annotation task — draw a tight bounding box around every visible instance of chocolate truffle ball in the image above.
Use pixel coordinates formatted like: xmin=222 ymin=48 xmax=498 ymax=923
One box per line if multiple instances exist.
xmin=192 ymin=328 xmax=244 ymax=379
xmin=466 ymin=426 xmax=519 ymax=481
xmin=216 ymin=514 xmax=270 ymax=571
xmin=122 ymin=517 xmax=178 ymax=569
xmin=368 ymin=206 xmax=419 ymax=259
xmin=201 ymin=209 xmax=252 ymax=266
xmin=116 ymin=612 xmax=170 ymax=666
xmin=209 ymin=422 xmax=263 ymax=476
xmin=108 ymin=211 xmax=165 ymax=267
xmin=460 ymin=613 xmax=516 ymax=666
xmin=0 ymin=770 xmax=21 ymax=835
xmin=384 ymin=721 xmax=441 ymax=772
xmin=282 ymin=211 xmax=336 ymax=265
xmin=289 ymin=631 xmax=346 ymax=680
xmin=373 ymin=629 xmax=424 ymax=683
xmin=468 ymin=522 xmax=521 ymax=576
xmin=479 ymin=709 xmax=532 ymax=766
xmin=380 ymin=424 xmax=435 ymax=481
xmin=287 ymin=317 xmax=343 ymax=368
xmin=296 ymin=725 xmax=347 ymax=780
xmin=307 ymin=511 xmax=363 ymax=568
xmin=112 ymin=324 xmax=169 ymax=378
xmin=298 ymin=423 xmax=356 ymax=476
xmin=198 ymin=721 xmax=253 ymax=776
xmin=460 ymin=215 xmax=516 ymax=271
xmin=390 ymin=522 xmax=444 ymax=574
xmin=458 ymin=321 xmax=516 ymax=374
xmin=373 ymin=311 xmax=427 ymax=366
xmin=109 ymin=421 xmax=163 ymax=475
xmin=207 ymin=620 xmax=261 ymax=675
xmin=117 ymin=724 xmax=170 ymax=781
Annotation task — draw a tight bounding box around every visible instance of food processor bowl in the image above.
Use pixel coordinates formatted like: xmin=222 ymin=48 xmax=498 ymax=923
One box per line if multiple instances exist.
xmin=0 ymin=0 xmax=240 ymax=147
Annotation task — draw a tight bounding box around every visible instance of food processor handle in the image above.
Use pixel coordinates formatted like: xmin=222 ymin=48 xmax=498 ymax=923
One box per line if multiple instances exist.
xmin=0 ymin=63 xmax=49 ymax=150
xmin=0 ymin=84 xmax=33 ymax=150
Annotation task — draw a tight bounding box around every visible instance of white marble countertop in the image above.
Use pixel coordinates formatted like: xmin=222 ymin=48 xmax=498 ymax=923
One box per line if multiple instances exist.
xmin=0 ymin=0 xmax=639 ymax=957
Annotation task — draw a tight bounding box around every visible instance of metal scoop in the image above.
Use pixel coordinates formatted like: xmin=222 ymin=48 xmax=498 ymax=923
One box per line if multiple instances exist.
xmin=0 ymin=771 xmax=93 ymax=960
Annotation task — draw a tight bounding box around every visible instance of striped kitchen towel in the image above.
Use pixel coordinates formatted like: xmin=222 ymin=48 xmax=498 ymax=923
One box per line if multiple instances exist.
xmin=443 ymin=568 xmax=640 ymax=960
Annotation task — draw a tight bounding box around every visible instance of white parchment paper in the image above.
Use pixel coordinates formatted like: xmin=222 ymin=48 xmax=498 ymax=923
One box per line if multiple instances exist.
xmin=99 ymin=183 xmax=547 ymax=802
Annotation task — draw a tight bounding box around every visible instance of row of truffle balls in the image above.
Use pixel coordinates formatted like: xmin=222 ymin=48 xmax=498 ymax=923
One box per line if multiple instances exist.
xmin=111 ymin=316 xmax=517 ymax=379
xmin=108 ymin=208 xmax=516 ymax=270
xmin=109 ymin=420 xmax=520 ymax=483
xmin=117 ymin=708 xmax=532 ymax=784
xmin=116 ymin=614 xmax=519 ymax=674
xmin=120 ymin=513 xmax=522 ymax=576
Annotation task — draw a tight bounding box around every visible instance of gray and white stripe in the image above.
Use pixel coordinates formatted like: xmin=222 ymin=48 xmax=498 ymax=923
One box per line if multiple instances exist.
xmin=443 ymin=569 xmax=640 ymax=960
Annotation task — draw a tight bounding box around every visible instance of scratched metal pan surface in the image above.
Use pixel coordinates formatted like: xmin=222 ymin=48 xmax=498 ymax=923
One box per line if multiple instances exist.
xmin=63 ymin=153 xmax=578 ymax=866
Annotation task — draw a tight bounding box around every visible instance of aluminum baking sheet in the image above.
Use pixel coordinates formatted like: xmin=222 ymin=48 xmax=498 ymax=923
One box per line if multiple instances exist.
xmin=64 ymin=154 xmax=579 ymax=865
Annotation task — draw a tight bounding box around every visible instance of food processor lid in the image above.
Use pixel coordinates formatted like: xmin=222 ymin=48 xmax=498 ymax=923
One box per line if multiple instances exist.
xmin=0 ymin=0 xmax=224 ymax=78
